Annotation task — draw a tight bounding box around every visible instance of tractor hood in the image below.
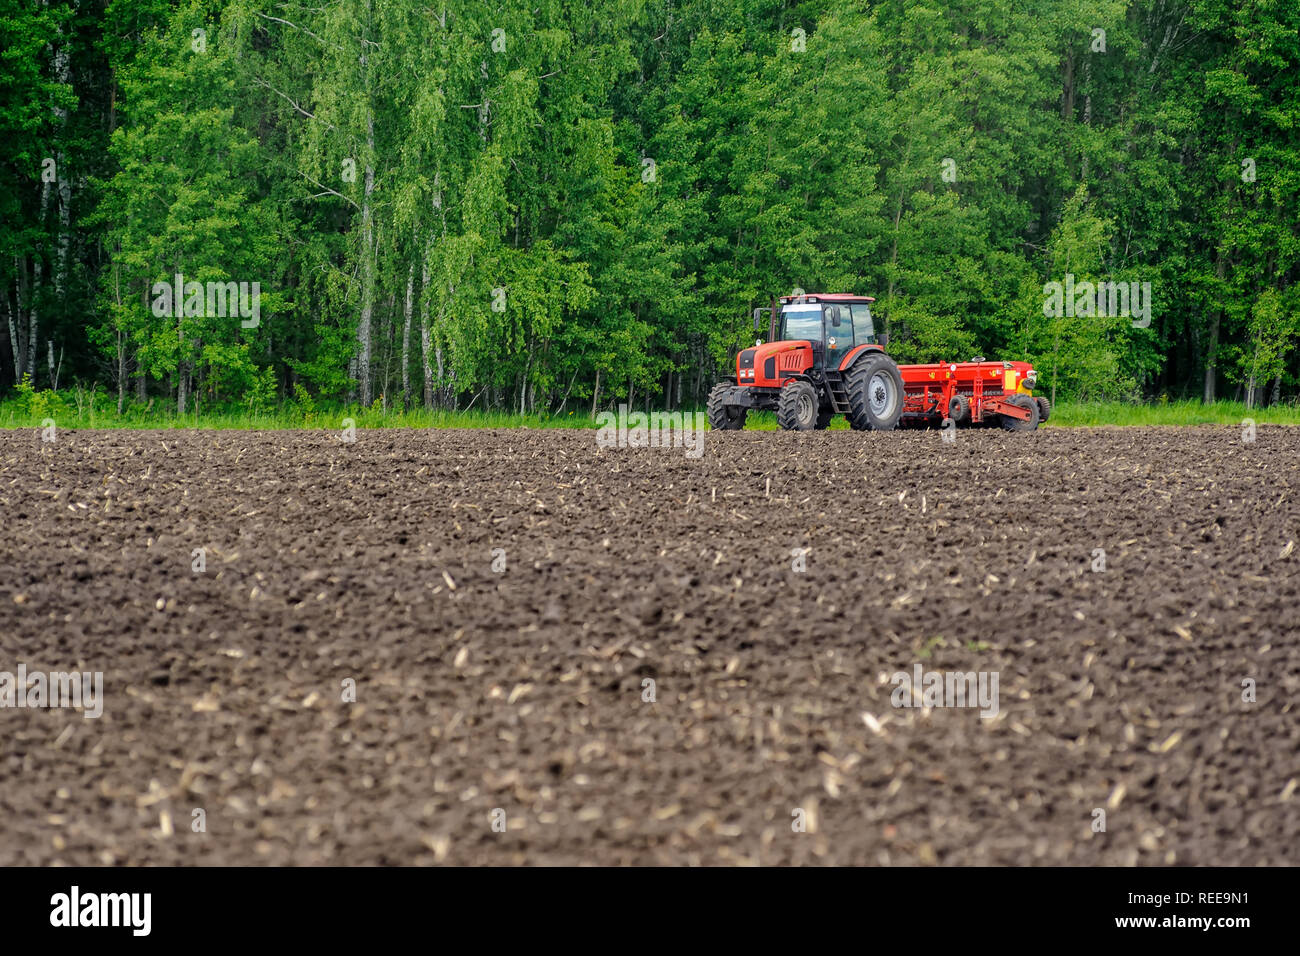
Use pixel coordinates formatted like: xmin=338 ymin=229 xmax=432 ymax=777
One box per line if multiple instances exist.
xmin=737 ymin=340 xmax=813 ymax=387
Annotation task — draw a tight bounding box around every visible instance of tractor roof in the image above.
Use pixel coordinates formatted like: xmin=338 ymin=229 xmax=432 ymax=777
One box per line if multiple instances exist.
xmin=778 ymin=293 xmax=876 ymax=304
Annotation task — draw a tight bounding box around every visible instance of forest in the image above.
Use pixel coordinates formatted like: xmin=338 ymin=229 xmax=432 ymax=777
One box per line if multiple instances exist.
xmin=1 ymin=0 xmax=1297 ymax=417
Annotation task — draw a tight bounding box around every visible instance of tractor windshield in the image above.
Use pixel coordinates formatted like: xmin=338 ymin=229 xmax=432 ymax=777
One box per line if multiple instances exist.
xmin=780 ymin=305 xmax=823 ymax=343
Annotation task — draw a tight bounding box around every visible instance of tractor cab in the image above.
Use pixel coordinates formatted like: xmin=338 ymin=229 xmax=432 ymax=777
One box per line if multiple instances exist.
xmin=772 ymin=297 xmax=878 ymax=369
xmin=756 ymin=294 xmax=884 ymax=364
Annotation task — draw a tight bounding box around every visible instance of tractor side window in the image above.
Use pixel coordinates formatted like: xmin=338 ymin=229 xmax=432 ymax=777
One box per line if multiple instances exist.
xmin=851 ymin=304 xmax=875 ymax=343
xmin=827 ymin=305 xmax=853 ymax=348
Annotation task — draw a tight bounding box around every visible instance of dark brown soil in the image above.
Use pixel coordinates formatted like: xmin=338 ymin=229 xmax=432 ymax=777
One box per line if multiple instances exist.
xmin=1 ymin=426 xmax=1297 ymax=865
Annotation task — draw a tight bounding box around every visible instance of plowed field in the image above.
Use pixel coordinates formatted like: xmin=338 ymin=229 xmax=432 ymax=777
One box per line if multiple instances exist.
xmin=1 ymin=426 xmax=1296 ymax=865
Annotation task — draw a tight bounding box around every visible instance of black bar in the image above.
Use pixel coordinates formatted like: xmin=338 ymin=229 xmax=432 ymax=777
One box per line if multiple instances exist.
xmin=2 ymin=866 xmax=1275 ymax=943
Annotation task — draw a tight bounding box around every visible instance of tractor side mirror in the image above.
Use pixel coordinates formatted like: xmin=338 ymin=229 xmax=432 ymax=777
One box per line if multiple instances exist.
xmin=877 ymin=331 xmax=889 ymax=347
xmin=752 ymin=308 xmax=765 ymax=332
xmin=827 ymin=306 xmax=841 ymax=328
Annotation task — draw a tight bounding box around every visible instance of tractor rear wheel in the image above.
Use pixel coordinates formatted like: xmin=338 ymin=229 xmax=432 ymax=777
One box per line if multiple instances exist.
xmin=707 ymin=383 xmax=747 ymax=430
xmin=777 ymin=380 xmax=819 ymax=431
xmin=846 ymin=353 xmax=904 ymax=431
xmin=999 ymin=394 xmax=1040 ymax=432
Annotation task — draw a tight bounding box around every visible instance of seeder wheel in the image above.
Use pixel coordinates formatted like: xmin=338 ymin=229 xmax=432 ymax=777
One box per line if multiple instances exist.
xmin=999 ymin=394 xmax=1040 ymax=432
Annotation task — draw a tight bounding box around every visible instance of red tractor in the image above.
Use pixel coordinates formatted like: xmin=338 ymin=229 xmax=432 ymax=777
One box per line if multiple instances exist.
xmin=708 ymin=294 xmax=904 ymax=431
xmin=707 ymin=293 xmax=1047 ymax=431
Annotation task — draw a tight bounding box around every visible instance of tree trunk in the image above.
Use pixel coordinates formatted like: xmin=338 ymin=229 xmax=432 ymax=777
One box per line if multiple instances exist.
xmin=419 ymin=245 xmax=434 ymax=409
xmin=1203 ymin=250 xmax=1228 ymax=403
xmin=117 ymin=329 xmax=126 ymax=414
xmin=29 ymin=179 xmax=51 ymax=386
xmin=175 ymin=256 xmax=187 ymax=415
xmin=12 ymin=260 xmax=28 ymax=378
xmin=1245 ymin=338 xmax=1261 ymax=411
xmin=435 ymin=343 xmax=445 ymax=406
xmin=134 ymin=280 xmax=148 ymax=401
xmin=1202 ymin=315 xmax=1219 ymax=403
xmin=112 ymin=261 xmax=125 ymax=412
xmin=4 ymin=286 xmax=18 ymax=381
xmin=357 ymin=113 xmax=376 ymax=407
xmin=1080 ymin=57 xmax=1091 ymax=181
xmin=52 ymin=7 xmax=72 ymax=323
xmin=177 ymin=319 xmax=187 ymax=416
xmin=1061 ymin=48 xmax=1074 ymax=120
xmin=380 ymin=288 xmax=394 ymax=409
xmin=402 ymin=256 xmax=414 ymax=409
xmin=519 ymin=339 xmax=534 ymax=415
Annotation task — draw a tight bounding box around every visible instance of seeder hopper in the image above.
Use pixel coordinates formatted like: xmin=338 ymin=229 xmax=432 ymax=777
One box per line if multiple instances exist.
xmin=897 ymin=358 xmax=1048 ymax=431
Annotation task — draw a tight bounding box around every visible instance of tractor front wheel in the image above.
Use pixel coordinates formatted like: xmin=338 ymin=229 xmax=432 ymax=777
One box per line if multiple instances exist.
xmin=707 ymin=383 xmax=747 ymax=430
xmin=846 ymin=353 xmax=904 ymax=431
xmin=777 ymin=380 xmax=819 ymax=431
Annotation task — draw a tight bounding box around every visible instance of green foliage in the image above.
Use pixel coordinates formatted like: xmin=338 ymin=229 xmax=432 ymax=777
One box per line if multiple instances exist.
xmin=242 ymin=365 xmax=278 ymax=414
xmin=1223 ymin=288 xmax=1300 ymax=406
xmin=13 ymin=372 xmax=69 ymax=420
xmin=2 ymin=0 xmax=1299 ymax=414
xmin=0 ymin=389 xmax=603 ymax=430
xmin=291 ymin=382 xmax=317 ymax=424
xmin=1048 ymin=399 xmax=1300 ymax=427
